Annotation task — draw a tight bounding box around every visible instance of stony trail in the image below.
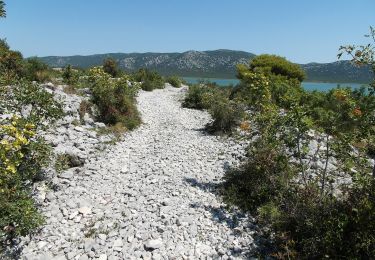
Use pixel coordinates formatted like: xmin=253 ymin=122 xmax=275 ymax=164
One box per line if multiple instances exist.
xmin=20 ymin=86 xmax=257 ymax=260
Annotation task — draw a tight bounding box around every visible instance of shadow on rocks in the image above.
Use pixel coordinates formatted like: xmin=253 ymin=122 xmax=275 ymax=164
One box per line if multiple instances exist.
xmin=184 ymin=176 xmax=274 ymax=258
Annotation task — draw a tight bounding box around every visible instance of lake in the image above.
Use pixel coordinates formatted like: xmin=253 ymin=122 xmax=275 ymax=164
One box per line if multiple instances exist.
xmin=182 ymin=77 xmax=367 ymax=92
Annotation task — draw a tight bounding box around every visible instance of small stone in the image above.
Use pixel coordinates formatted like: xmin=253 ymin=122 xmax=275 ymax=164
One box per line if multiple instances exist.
xmin=144 ymin=239 xmax=162 ymax=251
xmin=68 ymin=211 xmax=78 ymax=220
xmin=59 ymin=169 xmax=74 ymax=179
xmin=113 ymin=238 xmax=123 ymax=248
xmin=74 ymin=215 xmax=82 ymax=223
xmin=37 ymin=241 xmax=48 ymax=249
xmin=78 ymin=206 xmax=92 ymax=215
xmin=142 ymin=252 xmax=152 ymax=260
xmin=78 ymin=254 xmax=89 ymax=260
xmin=98 ymin=233 xmax=107 ymax=241
xmin=98 ymin=254 xmax=108 ymax=260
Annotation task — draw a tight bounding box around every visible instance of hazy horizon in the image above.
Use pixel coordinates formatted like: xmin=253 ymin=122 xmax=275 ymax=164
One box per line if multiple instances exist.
xmin=36 ymin=49 xmax=353 ymax=65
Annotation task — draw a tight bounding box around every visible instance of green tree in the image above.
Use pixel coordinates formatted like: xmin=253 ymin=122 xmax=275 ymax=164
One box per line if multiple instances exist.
xmin=0 ymin=1 xmax=6 ymax=18
xmin=0 ymin=40 xmax=24 ymax=84
xmin=238 ymin=54 xmax=305 ymax=82
xmin=62 ymin=64 xmax=78 ymax=86
xmin=103 ymin=57 xmax=120 ymax=78
xmin=235 ymin=55 xmax=304 ymax=109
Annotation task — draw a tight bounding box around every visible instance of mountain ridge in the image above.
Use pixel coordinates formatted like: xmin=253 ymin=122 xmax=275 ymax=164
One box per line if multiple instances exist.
xmin=39 ymin=50 xmax=373 ymax=83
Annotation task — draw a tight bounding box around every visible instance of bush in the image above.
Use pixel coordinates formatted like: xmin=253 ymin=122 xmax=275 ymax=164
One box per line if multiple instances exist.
xmin=88 ymin=67 xmax=140 ymax=130
xmin=1 ymin=80 xmax=64 ymax=126
xmin=182 ymin=84 xmax=213 ymax=109
xmin=206 ymin=94 xmax=244 ymax=133
xmin=23 ymin=57 xmax=50 ymax=83
xmin=166 ymin=75 xmax=182 ymax=88
xmin=235 ymin=56 xmax=304 ymax=109
xmin=0 ymin=39 xmax=24 ymax=85
xmin=103 ymin=58 xmax=120 ymax=78
xmin=222 ymin=39 xmax=375 ymax=258
xmin=0 ymin=117 xmax=49 ymax=244
xmin=132 ymin=68 xmax=165 ymax=91
xmin=222 ymin=142 xmax=294 ymax=212
xmin=239 ymin=54 xmax=305 ymax=82
xmin=62 ymin=64 xmax=79 ymax=86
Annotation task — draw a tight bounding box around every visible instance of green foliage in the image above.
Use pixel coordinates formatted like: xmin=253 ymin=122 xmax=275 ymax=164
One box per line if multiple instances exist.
xmin=206 ymin=92 xmax=244 ymax=133
xmin=182 ymin=84 xmax=213 ymax=109
xmin=23 ymin=57 xmax=50 ymax=83
xmin=103 ymin=58 xmax=120 ymax=78
xmin=0 ymin=117 xmax=47 ymax=244
xmin=1 ymin=80 xmax=64 ymax=127
xmin=0 ymin=80 xmax=63 ymax=245
xmin=88 ymin=67 xmax=140 ymax=130
xmin=235 ymin=56 xmax=304 ymax=109
xmin=132 ymin=68 xmax=165 ymax=91
xmin=0 ymin=1 xmax=5 ymax=18
xmin=183 ymin=84 xmax=243 ymax=133
xmin=222 ymin=33 xmax=375 ymax=258
xmin=166 ymin=75 xmax=182 ymax=88
xmin=222 ymin=142 xmax=294 ymax=212
xmin=240 ymin=54 xmax=305 ymax=82
xmin=62 ymin=64 xmax=79 ymax=86
xmin=0 ymin=39 xmax=24 ymax=85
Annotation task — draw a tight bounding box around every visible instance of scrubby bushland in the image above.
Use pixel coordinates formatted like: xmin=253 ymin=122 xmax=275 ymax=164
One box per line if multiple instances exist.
xmin=103 ymin=58 xmax=120 ymax=78
xmin=1 ymin=80 xmax=64 ymax=126
xmin=0 ymin=5 xmax=65 ymax=247
xmin=221 ymin=30 xmax=375 ymax=258
xmin=183 ymin=83 xmax=244 ymax=133
xmin=166 ymin=75 xmax=182 ymax=88
xmin=23 ymin=57 xmax=50 ymax=83
xmin=132 ymin=68 xmax=165 ymax=91
xmin=87 ymin=67 xmax=140 ymax=130
xmin=0 ymin=40 xmax=55 ymax=84
xmin=0 ymin=81 xmax=63 ymax=246
xmin=182 ymin=84 xmax=213 ymax=109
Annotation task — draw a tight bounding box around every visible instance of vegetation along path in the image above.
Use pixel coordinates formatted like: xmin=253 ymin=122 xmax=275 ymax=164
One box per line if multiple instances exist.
xmin=21 ymin=86 xmax=257 ymax=260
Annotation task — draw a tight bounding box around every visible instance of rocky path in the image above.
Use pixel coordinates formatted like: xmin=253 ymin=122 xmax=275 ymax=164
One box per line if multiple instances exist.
xmin=20 ymin=86 xmax=257 ymax=260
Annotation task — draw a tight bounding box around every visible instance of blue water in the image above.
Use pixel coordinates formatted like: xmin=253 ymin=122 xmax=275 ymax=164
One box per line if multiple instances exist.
xmin=183 ymin=77 xmax=366 ymax=92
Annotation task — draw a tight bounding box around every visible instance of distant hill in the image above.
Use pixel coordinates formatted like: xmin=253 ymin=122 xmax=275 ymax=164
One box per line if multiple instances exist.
xmin=39 ymin=50 xmax=373 ymax=83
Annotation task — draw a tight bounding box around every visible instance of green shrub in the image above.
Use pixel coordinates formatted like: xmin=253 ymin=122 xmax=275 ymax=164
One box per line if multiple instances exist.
xmin=103 ymin=58 xmax=120 ymax=78
xmin=235 ymin=56 xmax=304 ymax=109
xmin=132 ymin=68 xmax=165 ymax=91
xmin=166 ymin=75 xmax=182 ymax=88
xmin=0 ymin=39 xmax=24 ymax=85
xmin=222 ymin=142 xmax=294 ymax=212
xmin=62 ymin=64 xmax=79 ymax=86
xmin=223 ymin=37 xmax=375 ymax=258
xmin=3 ymin=80 xmax=64 ymax=126
xmin=0 ymin=117 xmax=48 ymax=244
xmin=141 ymin=79 xmax=163 ymax=91
xmin=182 ymin=84 xmax=213 ymax=109
xmin=23 ymin=57 xmax=50 ymax=83
xmin=239 ymin=54 xmax=305 ymax=82
xmin=88 ymin=67 xmax=140 ymax=130
xmin=206 ymin=95 xmax=244 ymax=133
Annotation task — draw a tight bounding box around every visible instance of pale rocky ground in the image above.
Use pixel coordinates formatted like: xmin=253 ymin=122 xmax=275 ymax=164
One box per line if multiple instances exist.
xmin=17 ymin=85 xmax=258 ymax=260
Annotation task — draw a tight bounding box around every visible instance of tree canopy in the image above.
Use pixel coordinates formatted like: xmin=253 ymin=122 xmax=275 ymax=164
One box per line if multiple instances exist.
xmin=238 ymin=54 xmax=305 ymax=82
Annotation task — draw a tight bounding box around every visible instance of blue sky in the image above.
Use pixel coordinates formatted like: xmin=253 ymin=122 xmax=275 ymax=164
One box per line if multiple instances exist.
xmin=0 ymin=0 xmax=374 ymax=63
